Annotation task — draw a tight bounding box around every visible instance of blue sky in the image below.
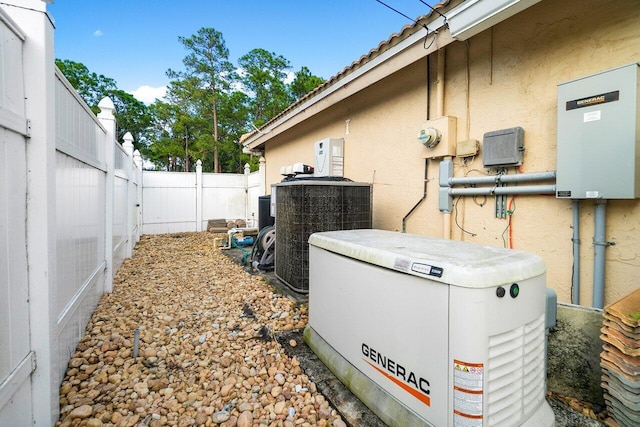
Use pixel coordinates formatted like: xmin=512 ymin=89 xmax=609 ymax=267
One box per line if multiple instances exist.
xmin=48 ymin=1 xmax=436 ymax=104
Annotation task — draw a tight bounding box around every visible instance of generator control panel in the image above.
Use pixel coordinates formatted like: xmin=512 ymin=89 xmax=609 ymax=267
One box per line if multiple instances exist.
xmin=556 ymin=63 xmax=640 ymax=199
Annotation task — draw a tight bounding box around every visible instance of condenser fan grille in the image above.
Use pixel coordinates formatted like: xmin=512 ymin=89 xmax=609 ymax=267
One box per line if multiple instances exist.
xmin=275 ymin=182 xmax=372 ymax=292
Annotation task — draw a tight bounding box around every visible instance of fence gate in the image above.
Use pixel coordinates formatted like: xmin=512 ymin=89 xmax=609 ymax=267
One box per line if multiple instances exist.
xmin=0 ymin=11 xmax=35 ymax=426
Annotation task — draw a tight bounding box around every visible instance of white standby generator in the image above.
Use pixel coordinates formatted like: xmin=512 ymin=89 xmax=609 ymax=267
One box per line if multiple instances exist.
xmin=305 ymin=229 xmax=555 ymax=427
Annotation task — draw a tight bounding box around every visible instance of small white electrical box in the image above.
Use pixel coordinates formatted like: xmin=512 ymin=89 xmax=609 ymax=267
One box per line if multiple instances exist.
xmin=314 ymin=138 xmax=344 ymax=177
xmin=418 ymin=116 xmax=457 ymax=159
xmin=456 ymin=139 xmax=479 ymax=158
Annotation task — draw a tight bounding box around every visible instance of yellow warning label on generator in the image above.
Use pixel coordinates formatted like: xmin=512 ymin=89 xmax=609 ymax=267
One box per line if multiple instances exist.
xmin=453 ymin=360 xmax=483 ymax=427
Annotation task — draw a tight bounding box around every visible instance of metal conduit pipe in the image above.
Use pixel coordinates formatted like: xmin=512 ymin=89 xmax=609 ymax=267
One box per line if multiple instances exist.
xmin=500 ymin=171 xmax=556 ymax=183
xmin=449 ymin=185 xmax=556 ymax=196
xmin=436 ymin=48 xmax=445 ymax=118
xmin=402 ymin=54 xmax=432 ymax=234
xmin=402 ymin=160 xmax=429 ymax=233
xmin=436 ymin=49 xmax=451 ymax=239
xmin=572 ymin=201 xmax=581 ymax=305
xmin=449 ymin=171 xmax=556 ymax=186
xmin=593 ymin=200 xmax=608 ymax=308
xmin=436 ymin=46 xmax=451 ymax=239
xmin=443 ymin=162 xmax=453 ymax=240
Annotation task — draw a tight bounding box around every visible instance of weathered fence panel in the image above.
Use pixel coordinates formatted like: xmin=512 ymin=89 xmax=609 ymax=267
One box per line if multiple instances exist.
xmin=1 ymin=2 xmax=144 ymax=424
xmin=54 ymin=69 xmax=110 ymax=404
xmin=0 ymin=7 xmax=35 ymax=426
xmin=113 ymin=143 xmax=130 ymax=271
xmin=247 ymin=166 xmax=262 ymax=227
xmin=1 ymin=2 xmax=261 ymax=424
xmin=201 ymin=172 xmax=248 ymax=224
xmin=142 ymin=162 xmax=264 ymax=234
xmin=142 ymin=171 xmax=198 ymax=234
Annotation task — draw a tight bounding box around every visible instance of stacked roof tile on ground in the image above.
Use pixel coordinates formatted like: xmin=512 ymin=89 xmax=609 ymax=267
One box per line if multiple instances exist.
xmin=600 ymin=288 xmax=640 ymax=427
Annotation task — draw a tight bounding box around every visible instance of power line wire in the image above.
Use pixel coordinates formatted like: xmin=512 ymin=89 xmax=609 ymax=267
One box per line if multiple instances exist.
xmin=374 ymin=0 xmax=432 ymax=39
xmin=373 ymin=0 xmax=450 ymax=52
xmin=374 ymin=0 xmax=416 ymax=23
xmin=417 ymin=0 xmax=448 ymax=20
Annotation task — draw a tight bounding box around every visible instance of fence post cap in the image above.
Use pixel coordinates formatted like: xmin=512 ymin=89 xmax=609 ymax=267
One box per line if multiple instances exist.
xmin=133 ymin=150 xmax=142 ymax=167
xmin=97 ymin=96 xmax=115 ymax=118
xmin=122 ymin=132 xmax=134 ymax=155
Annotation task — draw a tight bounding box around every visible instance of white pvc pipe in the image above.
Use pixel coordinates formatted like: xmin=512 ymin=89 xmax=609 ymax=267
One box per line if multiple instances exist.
xmin=443 ymin=210 xmax=452 ymax=240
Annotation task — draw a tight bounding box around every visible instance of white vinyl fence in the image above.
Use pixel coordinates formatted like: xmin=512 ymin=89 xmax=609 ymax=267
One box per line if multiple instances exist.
xmin=0 ymin=3 xmax=264 ymax=425
xmin=142 ymin=161 xmax=263 ymax=234
xmin=0 ymin=2 xmax=142 ymax=425
xmin=0 ymin=6 xmax=32 ymax=425
xmin=1 ymin=2 xmax=266 ymax=425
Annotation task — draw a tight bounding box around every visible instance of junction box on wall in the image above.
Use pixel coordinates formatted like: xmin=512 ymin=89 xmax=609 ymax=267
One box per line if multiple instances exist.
xmin=418 ymin=116 xmax=457 ymax=159
xmin=482 ymin=127 xmax=525 ymax=168
xmin=556 ymin=63 xmax=640 ymax=199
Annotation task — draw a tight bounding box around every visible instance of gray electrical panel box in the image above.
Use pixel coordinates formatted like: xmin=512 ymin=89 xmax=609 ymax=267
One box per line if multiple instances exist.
xmin=556 ymin=63 xmax=640 ymax=199
xmin=482 ymin=127 xmax=524 ymax=168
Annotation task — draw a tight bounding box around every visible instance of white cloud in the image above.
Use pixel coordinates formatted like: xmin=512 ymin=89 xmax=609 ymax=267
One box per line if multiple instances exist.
xmin=130 ymin=85 xmax=167 ymax=105
xmin=93 ymin=29 xmax=103 ymax=37
xmin=284 ymin=70 xmax=295 ymax=84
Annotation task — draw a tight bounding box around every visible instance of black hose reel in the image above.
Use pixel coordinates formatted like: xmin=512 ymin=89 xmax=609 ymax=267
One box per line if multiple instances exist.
xmin=251 ymin=225 xmax=275 ymax=271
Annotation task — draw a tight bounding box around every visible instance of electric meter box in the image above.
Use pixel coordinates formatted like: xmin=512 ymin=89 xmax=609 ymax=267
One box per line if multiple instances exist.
xmin=306 ymin=229 xmax=555 ymax=427
xmin=556 ymin=63 xmax=640 ymax=199
xmin=314 ymin=138 xmax=344 ymax=177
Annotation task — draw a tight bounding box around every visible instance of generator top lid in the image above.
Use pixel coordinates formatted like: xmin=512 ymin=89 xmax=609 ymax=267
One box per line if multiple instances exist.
xmin=309 ymin=229 xmax=545 ymax=288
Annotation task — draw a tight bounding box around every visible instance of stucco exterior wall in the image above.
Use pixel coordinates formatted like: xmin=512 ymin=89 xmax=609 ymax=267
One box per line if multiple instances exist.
xmin=262 ymin=0 xmax=640 ymax=306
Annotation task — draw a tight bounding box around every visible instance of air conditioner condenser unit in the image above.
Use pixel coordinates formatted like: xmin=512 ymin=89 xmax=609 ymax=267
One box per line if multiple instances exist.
xmin=305 ymin=229 xmax=555 ymax=427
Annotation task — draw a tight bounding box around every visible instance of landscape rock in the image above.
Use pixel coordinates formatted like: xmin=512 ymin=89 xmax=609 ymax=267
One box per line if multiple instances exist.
xmin=54 ymin=233 xmax=341 ymax=427
xmin=68 ymin=404 xmax=92 ymax=419
xmin=212 ymin=410 xmax=230 ymax=423
xmin=85 ymin=418 xmax=103 ymax=427
xmin=237 ymin=410 xmax=253 ymax=427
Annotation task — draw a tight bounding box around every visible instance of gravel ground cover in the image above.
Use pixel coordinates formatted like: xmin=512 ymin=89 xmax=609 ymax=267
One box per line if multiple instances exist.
xmin=57 ymin=232 xmax=347 ymax=427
